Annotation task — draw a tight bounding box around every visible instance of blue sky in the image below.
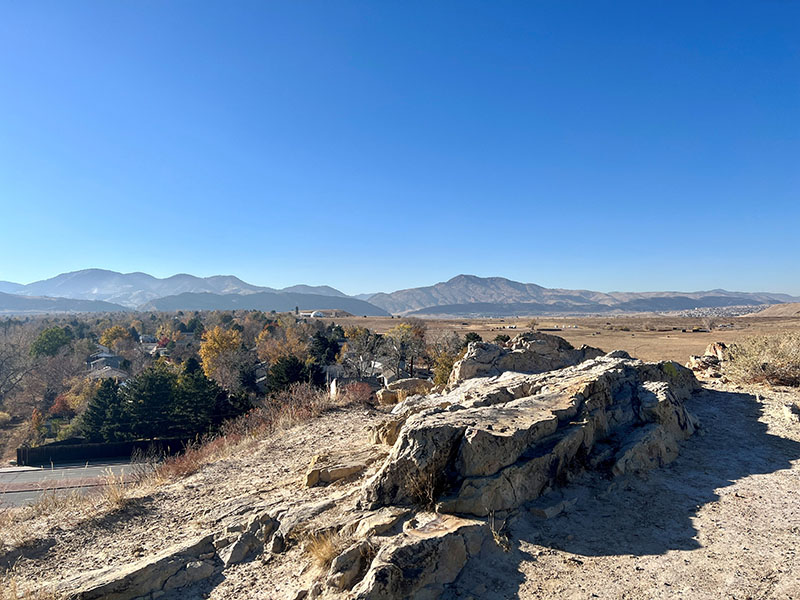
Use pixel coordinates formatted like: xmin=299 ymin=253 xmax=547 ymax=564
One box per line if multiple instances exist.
xmin=1 ymin=1 xmax=798 ymax=295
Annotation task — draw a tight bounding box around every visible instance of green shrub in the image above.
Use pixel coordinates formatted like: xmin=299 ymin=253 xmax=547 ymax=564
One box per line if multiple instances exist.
xmin=725 ymin=333 xmax=800 ymax=387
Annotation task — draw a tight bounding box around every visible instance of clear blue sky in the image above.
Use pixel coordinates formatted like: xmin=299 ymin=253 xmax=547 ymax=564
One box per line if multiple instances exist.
xmin=1 ymin=1 xmax=798 ymax=295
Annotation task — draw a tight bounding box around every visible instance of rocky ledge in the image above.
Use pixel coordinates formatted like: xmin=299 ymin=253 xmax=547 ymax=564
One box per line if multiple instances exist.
xmin=33 ymin=339 xmax=702 ymax=600
xmin=364 ymin=352 xmax=699 ymax=516
xmin=448 ymin=331 xmax=604 ymax=388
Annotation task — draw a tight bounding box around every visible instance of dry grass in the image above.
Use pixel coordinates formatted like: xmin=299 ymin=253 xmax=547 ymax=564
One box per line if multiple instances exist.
xmin=305 ymin=529 xmax=350 ymax=570
xmin=0 ymin=577 xmax=60 ymax=600
xmin=101 ymin=468 xmax=128 ymax=509
xmin=725 ymin=333 xmax=800 ymax=387
xmin=404 ymin=469 xmax=442 ymax=510
xmin=136 ymin=382 xmax=357 ymax=485
xmin=341 ymin=381 xmax=374 ymax=405
xmin=489 ymin=512 xmax=510 ymax=552
xmin=0 ymin=487 xmax=104 ymax=562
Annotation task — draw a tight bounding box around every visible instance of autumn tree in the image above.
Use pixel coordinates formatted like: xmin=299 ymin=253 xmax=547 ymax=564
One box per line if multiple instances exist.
xmin=340 ymin=326 xmax=385 ymax=379
xmin=255 ymin=322 xmax=309 ymax=365
xmin=99 ymin=325 xmax=132 ymax=351
xmin=0 ymin=322 xmax=33 ymax=404
xmin=29 ymin=407 xmax=45 ymax=443
xmin=427 ymin=331 xmax=464 ymax=387
xmin=199 ymin=326 xmax=246 ymax=392
xmin=385 ymin=320 xmax=427 ymax=378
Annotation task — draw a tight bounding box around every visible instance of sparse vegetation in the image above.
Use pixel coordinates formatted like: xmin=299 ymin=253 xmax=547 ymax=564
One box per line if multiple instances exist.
xmin=0 ymin=575 xmax=59 ymax=600
xmin=489 ymin=512 xmax=510 ymax=552
xmin=305 ymin=529 xmax=350 ymax=569
xmin=101 ymin=468 xmax=129 ymax=509
xmin=725 ymin=333 xmax=800 ymax=387
xmin=404 ymin=468 xmax=442 ymax=510
xmin=341 ymin=381 xmax=374 ymax=405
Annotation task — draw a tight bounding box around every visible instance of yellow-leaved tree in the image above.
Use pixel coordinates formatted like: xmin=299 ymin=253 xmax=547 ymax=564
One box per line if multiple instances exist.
xmin=255 ymin=323 xmax=309 ymax=365
xmin=99 ymin=325 xmax=132 ymax=351
xmin=199 ymin=326 xmax=243 ymax=392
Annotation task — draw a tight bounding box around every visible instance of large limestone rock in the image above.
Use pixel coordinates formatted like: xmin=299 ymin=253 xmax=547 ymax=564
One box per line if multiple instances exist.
xmin=686 ymin=341 xmax=729 ymax=378
xmin=350 ymin=514 xmax=486 ymax=600
xmin=362 ymin=355 xmax=699 ymax=516
xmin=387 ymin=378 xmax=434 ymax=394
xmin=305 ymin=447 xmax=387 ymax=487
xmin=375 ymin=389 xmax=399 ymax=405
xmin=448 ymin=332 xmax=604 ymax=388
xmin=50 ymin=535 xmax=216 ymax=600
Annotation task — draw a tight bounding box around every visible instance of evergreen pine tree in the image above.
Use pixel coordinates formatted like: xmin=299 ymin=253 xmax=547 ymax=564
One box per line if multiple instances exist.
xmin=80 ymin=379 xmax=120 ymax=442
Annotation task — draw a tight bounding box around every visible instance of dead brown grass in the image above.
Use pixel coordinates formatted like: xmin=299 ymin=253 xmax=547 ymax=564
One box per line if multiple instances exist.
xmin=404 ymin=469 xmax=442 ymax=510
xmin=725 ymin=333 xmax=800 ymax=387
xmin=147 ymin=382 xmax=354 ymax=484
xmin=305 ymin=529 xmax=350 ymax=570
xmin=0 ymin=577 xmax=60 ymax=600
xmin=101 ymin=468 xmax=128 ymax=509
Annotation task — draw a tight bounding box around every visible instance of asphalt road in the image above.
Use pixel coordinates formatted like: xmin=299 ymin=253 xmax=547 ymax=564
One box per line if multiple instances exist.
xmin=0 ymin=460 xmax=137 ymax=507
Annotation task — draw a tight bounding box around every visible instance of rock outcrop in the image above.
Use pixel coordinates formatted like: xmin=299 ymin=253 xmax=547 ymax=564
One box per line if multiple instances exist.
xmin=305 ymin=448 xmax=388 ymax=487
xmin=363 ymin=354 xmax=699 ymax=516
xmin=448 ymin=332 xmax=604 ymax=388
xmin=36 ymin=336 xmax=702 ymax=600
xmin=686 ymin=341 xmax=729 ymax=378
xmin=387 ymin=378 xmax=434 ymax=394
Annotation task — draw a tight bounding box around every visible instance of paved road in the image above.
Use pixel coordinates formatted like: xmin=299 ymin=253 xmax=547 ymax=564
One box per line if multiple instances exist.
xmin=0 ymin=460 xmax=138 ymax=507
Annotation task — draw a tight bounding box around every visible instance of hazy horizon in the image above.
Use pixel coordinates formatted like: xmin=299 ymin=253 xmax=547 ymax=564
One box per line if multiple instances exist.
xmin=2 ymin=267 xmax=799 ymax=299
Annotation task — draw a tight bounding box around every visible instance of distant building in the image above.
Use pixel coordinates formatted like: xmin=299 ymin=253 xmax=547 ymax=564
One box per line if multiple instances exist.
xmin=87 ymin=351 xmax=123 ymax=371
xmin=87 ymin=366 xmax=129 ymax=381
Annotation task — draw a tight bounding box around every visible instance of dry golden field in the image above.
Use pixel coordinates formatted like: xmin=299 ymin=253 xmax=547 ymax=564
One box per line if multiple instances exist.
xmin=324 ymin=315 xmax=800 ymax=363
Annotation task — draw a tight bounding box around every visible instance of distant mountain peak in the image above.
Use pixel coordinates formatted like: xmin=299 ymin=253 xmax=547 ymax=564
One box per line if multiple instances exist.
xmin=367 ymin=274 xmax=800 ymax=316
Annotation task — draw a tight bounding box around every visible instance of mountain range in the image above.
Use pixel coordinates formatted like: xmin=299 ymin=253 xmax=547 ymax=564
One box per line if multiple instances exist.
xmin=1 ymin=270 xmax=797 ymax=317
xmin=366 ymin=274 xmax=799 ymax=316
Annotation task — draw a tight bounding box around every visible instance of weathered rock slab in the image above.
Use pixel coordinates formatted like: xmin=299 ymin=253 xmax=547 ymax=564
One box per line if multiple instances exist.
xmin=363 ymin=355 xmax=699 ymax=516
xmin=448 ymin=332 xmax=604 ymax=388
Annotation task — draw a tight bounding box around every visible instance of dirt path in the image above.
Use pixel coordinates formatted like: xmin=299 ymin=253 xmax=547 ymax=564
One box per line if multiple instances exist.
xmin=446 ymin=384 xmax=800 ymax=599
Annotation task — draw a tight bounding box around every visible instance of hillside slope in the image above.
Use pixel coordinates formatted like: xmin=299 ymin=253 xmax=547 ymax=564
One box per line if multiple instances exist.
xmin=2 ymin=382 xmax=798 ymax=599
xmin=747 ymin=302 xmax=800 ymax=317
xmin=0 ymin=291 xmax=129 ymax=314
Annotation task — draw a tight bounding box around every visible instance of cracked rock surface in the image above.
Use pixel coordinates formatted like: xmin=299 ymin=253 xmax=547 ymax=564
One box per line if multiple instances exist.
xmin=363 ymin=354 xmax=699 ymax=515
